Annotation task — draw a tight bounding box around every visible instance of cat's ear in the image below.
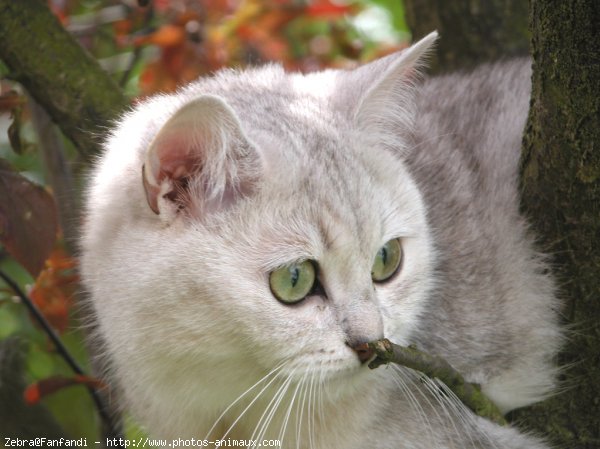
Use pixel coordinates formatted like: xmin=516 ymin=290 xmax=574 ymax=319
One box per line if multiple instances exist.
xmin=354 ymin=31 xmax=437 ymax=120
xmin=142 ymin=96 xmax=260 ymax=217
xmin=334 ymin=31 xmax=437 ymax=148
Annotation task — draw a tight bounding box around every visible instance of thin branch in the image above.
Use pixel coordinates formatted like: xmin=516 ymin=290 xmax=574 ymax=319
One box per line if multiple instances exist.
xmin=365 ymin=338 xmax=507 ymax=426
xmin=0 ymin=269 xmax=123 ymax=439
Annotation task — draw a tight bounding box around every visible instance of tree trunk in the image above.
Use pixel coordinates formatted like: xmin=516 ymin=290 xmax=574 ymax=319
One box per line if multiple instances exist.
xmin=404 ymin=0 xmax=529 ymax=73
xmin=0 ymin=0 xmax=128 ymax=160
xmin=405 ymin=0 xmax=600 ymax=447
xmin=515 ymin=1 xmax=600 ymax=448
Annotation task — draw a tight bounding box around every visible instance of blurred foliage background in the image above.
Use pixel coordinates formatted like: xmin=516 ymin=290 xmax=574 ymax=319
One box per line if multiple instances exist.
xmin=0 ymin=0 xmax=410 ymax=441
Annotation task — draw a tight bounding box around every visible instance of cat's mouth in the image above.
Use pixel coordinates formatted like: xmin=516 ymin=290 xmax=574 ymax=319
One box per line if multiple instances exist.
xmin=346 ymin=340 xmax=376 ymax=364
xmin=279 ymin=347 xmax=373 ymax=386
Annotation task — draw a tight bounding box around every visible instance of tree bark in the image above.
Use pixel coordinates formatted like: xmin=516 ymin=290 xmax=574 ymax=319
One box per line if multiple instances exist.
xmin=515 ymin=2 xmax=600 ymax=448
xmin=404 ymin=0 xmax=529 ymax=73
xmin=0 ymin=0 xmax=128 ymax=161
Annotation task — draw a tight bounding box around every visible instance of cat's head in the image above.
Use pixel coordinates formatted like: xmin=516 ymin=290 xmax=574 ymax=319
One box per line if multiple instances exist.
xmin=83 ymin=32 xmax=438 ymax=432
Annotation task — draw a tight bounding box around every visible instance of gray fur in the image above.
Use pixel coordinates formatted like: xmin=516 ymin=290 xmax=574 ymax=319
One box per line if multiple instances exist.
xmin=80 ymin=33 xmax=561 ymax=448
xmin=408 ymin=58 xmax=560 ymax=413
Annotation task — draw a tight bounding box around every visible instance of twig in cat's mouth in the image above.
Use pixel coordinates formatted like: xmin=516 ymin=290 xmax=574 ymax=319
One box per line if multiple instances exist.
xmin=362 ymin=338 xmax=507 ymax=426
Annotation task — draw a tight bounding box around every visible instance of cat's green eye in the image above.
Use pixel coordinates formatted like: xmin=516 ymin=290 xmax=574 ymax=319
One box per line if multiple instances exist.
xmin=269 ymin=260 xmax=316 ymax=304
xmin=371 ymin=239 xmax=403 ymax=282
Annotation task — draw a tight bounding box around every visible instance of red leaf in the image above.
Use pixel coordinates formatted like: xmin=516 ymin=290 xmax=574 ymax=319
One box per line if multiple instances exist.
xmin=29 ymin=248 xmax=78 ymax=333
xmin=24 ymin=375 xmax=107 ymax=404
xmin=306 ymin=2 xmax=355 ymax=17
xmin=23 ymin=383 xmax=41 ymax=404
xmin=24 ymin=376 xmax=74 ymax=404
xmin=0 ymin=160 xmax=58 ymax=277
xmin=134 ymin=24 xmax=186 ymax=48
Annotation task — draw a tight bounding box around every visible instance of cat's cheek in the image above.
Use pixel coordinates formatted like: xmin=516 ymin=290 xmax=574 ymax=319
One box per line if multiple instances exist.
xmin=271 ymin=293 xmax=334 ymax=336
xmin=375 ymin=285 xmax=427 ymax=346
xmin=378 ymin=234 xmax=434 ymax=341
xmin=266 ymin=294 xmax=356 ymax=362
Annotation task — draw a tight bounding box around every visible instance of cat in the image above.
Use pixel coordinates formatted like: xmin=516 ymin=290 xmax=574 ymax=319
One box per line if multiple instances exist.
xmin=80 ymin=31 xmax=562 ymax=448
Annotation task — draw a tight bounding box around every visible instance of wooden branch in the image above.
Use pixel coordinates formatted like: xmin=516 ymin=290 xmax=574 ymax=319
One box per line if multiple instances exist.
xmin=0 ymin=0 xmax=129 ymax=161
xmin=365 ymin=339 xmax=507 ymax=426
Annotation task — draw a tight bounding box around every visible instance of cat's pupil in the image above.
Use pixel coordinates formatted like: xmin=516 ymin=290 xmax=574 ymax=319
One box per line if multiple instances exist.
xmin=290 ymin=266 xmax=299 ymax=287
xmin=380 ymin=247 xmax=388 ymax=265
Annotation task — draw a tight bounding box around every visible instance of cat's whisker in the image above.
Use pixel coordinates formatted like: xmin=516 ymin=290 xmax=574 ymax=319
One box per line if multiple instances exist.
xmin=418 ymin=374 xmax=472 ymax=449
xmin=317 ymin=368 xmax=325 ymax=448
xmin=434 ymin=380 xmax=502 ymax=449
xmin=278 ymin=372 xmax=304 ymax=447
xmin=314 ymin=368 xmax=323 ymax=449
xmin=390 ymin=366 xmax=436 ymax=445
xmin=402 ymin=367 xmax=458 ymax=449
xmin=249 ymin=367 xmax=296 ymax=448
xmin=316 ymin=363 xmax=325 ymax=426
xmin=249 ymin=374 xmax=289 ymax=444
xmin=431 ymin=380 xmax=477 ymax=434
xmin=213 ymin=361 xmax=289 ymax=442
xmin=307 ymin=369 xmax=317 ymax=449
xmin=261 ymin=374 xmax=295 ymax=446
xmin=295 ymin=371 xmax=310 ymax=449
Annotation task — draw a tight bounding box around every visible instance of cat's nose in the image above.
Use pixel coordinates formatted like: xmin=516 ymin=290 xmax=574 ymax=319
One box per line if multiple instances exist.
xmin=348 ymin=341 xmax=375 ymax=364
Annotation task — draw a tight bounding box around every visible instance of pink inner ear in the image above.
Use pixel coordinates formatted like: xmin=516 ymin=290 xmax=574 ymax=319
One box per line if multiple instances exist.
xmin=144 ymin=130 xmax=204 ymax=215
xmin=151 ymin=132 xmax=202 ymax=183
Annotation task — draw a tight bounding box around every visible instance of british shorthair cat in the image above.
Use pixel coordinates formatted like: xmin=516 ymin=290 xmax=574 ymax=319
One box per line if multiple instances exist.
xmin=80 ymin=32 xmax=561 ymax=448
